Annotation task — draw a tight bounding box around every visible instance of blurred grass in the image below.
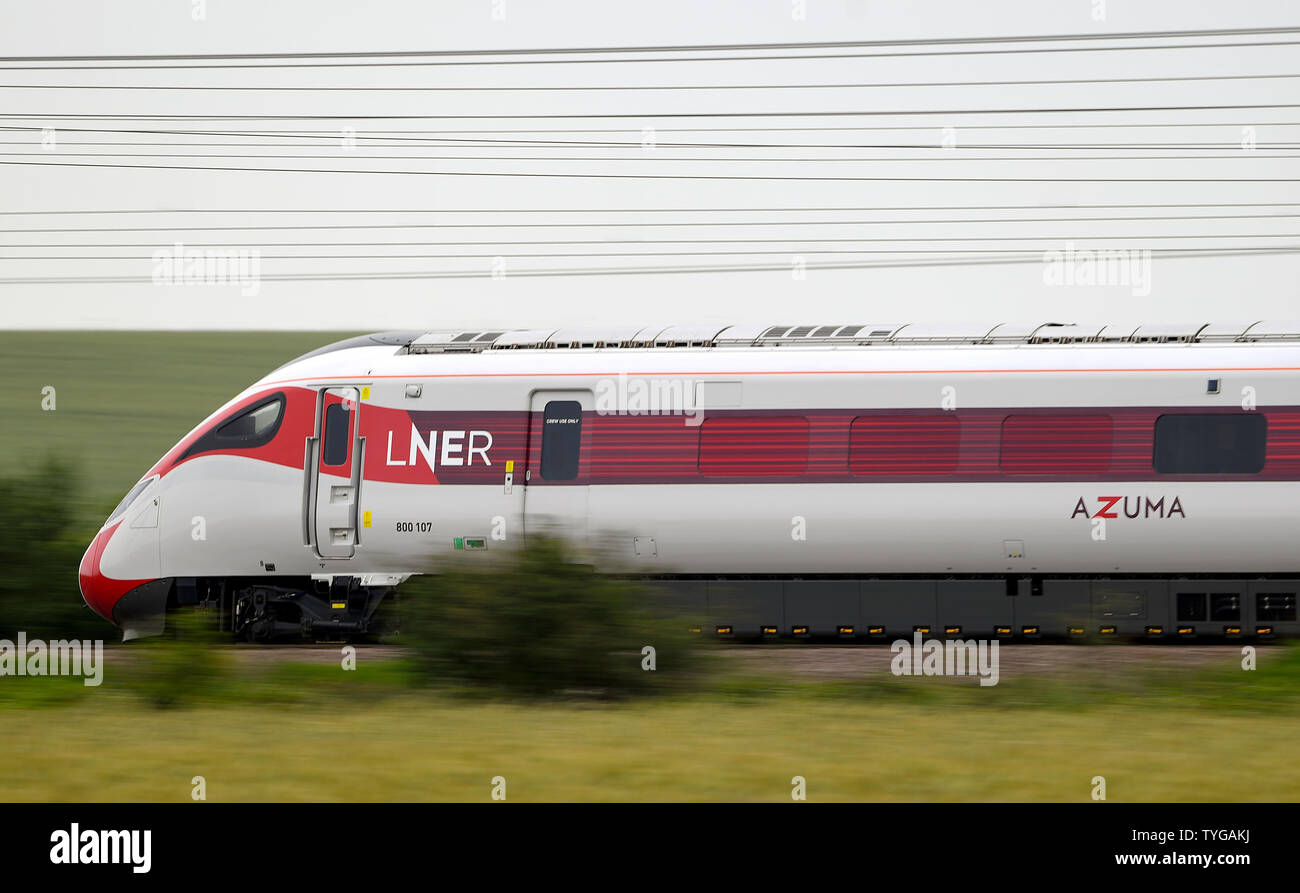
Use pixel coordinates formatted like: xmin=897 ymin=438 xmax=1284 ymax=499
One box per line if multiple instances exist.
xmin=0 ymin=645 xmax=1297 ymax=800
xmin=725 ymin=653 xmax=1300 ymax=715
xmin=0 ymin=331 xmax=353 ymax=513
xmin=13 ymin=641 xmax=1300 ymax=715
xmin=1 ymin=689 xmax=1297 ymax=802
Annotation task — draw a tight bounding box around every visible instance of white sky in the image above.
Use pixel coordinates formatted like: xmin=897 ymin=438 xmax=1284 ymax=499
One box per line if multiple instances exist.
xmin=0 ymin=0 xmax=1297 ymax=331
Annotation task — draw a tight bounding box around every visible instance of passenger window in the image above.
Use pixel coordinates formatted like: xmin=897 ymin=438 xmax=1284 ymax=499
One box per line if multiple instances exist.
xmin=1000 ymin=413 xmax=1112 ymax=474
xmin=1153 ymin=413 xmax=1266 ymax=474
xmin=322 ymin=402 xmax=352 ymax=466
xmin=540 ymin=400 xmax=582 ymax=480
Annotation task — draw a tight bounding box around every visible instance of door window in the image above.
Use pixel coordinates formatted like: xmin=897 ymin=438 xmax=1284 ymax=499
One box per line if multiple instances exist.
xmin=322 ymin=401 xmax=352 ymax=466
xmin=540 ymin=400 xmax=582 ymax=480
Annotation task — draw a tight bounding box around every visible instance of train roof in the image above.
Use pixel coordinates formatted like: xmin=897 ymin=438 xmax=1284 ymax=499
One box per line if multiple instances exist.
xmin=253 ymin=320 xmax=1300 ymax=389
xmin=394 ymin=320 xmax=1300 ymax=352
xmin=273 ymin=321 xmax=1300 ymax=376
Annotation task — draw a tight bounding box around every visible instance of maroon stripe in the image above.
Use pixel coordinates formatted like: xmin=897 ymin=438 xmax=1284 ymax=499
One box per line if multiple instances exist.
xmin=699 ymin=416 xmax=810 ymax=476
xmin=356 ymin=405 xmax=1300 ymax=484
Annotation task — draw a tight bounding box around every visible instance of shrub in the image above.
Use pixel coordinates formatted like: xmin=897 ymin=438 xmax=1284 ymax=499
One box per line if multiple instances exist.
xmin=397 ymin=536 xmax=707 ymax=699
xmin=0 ymin=457 xmax=107 ymax=642
xmin=122 ymin=610 xmax=231 ymax=709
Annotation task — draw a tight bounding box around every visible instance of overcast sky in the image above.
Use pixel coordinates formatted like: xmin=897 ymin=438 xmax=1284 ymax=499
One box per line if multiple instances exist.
xmin=0 ymin=0 xmax=1296 ymax=331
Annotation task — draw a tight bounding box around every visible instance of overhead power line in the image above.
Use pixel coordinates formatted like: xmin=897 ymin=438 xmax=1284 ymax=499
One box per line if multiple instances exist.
xmin=3 ymin=245 xmax=1296 ymax=261
xmin=6 ymin=233 xmax=1298 ymax=248
xmin=4 ymin=72 xmax=1300 ymax=91
xmin=6 ymin=241 xmax=1296 ymax=260
xmin=3 ymin=27 xmax=1300 ymax=69
xmin=6 ymin=201 xmax=1299 ymax=215
xmin=7 ymin=123 xmax=1299 ymax=142
xmin=8 ymin=102 xmax=1300 ymax=119
xmin=7 ymin=125 xmax=1300 ymax=151
xmin=5 ymin=210 xmax=1297 ymax=233
xmin=5 ymin=137 xmax=1300 ymax=151
xmin=5 ymin=26 xmax=1299 ymax=61
xmin=3 ymin=151 xmax=1296 ymax=163
xmin=5 ymin=158 xmax=1300 ymax=181
xmin=8 ymin=140 xmax=1299 ymax=152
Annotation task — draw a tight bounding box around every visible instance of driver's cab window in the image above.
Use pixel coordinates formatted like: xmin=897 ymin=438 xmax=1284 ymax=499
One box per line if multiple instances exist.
xmin=181 ymin=393 xmax=285 ymax=460
xmin=217 ymin=399 xmax=282 ymax=442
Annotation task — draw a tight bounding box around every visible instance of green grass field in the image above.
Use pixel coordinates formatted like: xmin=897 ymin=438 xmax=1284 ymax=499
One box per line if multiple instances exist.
xmin=2 ymin=647 xmax=1298 ymax=802
xmin=0 ymin=331 xmax=354 ymax=513
xmin=9 ymin=696 xmax=1298 ymax=802
xmin=5 ymin=662 xmax=1300 ymax=802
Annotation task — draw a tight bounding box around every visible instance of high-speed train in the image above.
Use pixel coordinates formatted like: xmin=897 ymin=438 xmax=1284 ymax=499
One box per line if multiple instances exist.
xmin=79 ymin=321 xmax=1300 ymax=642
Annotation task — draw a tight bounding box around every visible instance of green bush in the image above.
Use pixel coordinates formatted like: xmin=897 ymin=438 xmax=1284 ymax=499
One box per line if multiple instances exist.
xmin=122 ymin=610 xmax=231 ymax=709
xmin=397 ymin=536 xmax=707 ymax=699
xmin=0 ymin=457 xmax=107 ymax=642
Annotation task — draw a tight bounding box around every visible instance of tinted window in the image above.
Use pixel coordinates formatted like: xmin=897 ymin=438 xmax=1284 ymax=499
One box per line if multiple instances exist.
xmin=1154 ymin=413 xmax=1266 ymax=474
xmin=540 ymin=400 xmax=582 ymax=480
xmin=180 ymin=393 xmax=285 ymax=461
xmin=849 ymin=414 xmax=959 ymax=475
xmin=698 ymin=416 xmax=809 ymax=476
xmin=1000 ymin=413 xmax=1112 ymax=474
xmin=217 ymin=399 xmax=282 ymax=441
xmin=322 ymin=402 xmax=352 ymax=466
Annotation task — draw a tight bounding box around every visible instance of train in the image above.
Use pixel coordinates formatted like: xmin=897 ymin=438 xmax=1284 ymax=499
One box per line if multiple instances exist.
xmin=79 ymin=320 xmax=1300 ymax=642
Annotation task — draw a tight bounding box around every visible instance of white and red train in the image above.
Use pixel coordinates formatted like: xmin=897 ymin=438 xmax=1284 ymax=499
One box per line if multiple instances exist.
xmin=80 ymin=321 xmax=1300 ymax=642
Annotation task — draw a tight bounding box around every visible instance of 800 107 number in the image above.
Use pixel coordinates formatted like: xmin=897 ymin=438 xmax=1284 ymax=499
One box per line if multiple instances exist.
xmin=395 ymin=521 xmax=433 ymax=534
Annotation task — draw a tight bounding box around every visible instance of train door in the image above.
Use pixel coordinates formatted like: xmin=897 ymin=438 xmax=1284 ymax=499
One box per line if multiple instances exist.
xmin=522 ymin=390 xmax=592 ymax=546
xmin=309 ymin=386 xmax=363 ymax=559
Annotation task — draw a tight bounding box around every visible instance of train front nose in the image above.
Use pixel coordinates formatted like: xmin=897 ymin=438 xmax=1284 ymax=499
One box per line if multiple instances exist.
xmin=79 ymin=475 xmax=166 ymax=638
xmin=79 ymin=519 xmax=168 ymax=640
xmin=78 ymin=524 xmax=121 ymax=624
